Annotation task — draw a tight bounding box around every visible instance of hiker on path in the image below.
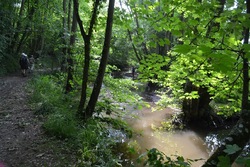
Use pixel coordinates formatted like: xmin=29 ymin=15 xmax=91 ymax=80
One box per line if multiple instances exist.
xmin=29 ymin=55 xmax=35 ymax=72
xmin=19 ymin=53 xmax=29 ymax=77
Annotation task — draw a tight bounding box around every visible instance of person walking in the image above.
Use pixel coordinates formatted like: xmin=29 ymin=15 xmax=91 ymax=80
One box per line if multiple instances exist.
xmin=19 ymin=53 xmax=29 ymax=77
xmin=29 ymin=55 xmax=35 ymax=72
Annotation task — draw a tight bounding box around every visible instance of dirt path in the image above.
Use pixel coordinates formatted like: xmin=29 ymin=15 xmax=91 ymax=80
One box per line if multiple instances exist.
xmin=0 ymin=74 xmax=76 ymax=167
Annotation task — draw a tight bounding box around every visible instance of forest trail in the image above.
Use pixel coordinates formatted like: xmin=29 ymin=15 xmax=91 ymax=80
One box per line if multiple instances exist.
xmin=0 ymin=73 xmax=76 ymax=167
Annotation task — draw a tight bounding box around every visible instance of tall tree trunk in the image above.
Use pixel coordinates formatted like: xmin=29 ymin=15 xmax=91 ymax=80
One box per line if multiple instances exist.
xmin=73 ymin=0 xmax=101 ymax=117
xmin=203 ymin=0 xmax=250 ymax=166
xmin=85 ymin=0 xmax=115 ymax=119
xmin=127 ymin=0 xmax=149 ymax=56
xmin=16 ymin=0 xmax=38 ymax=54
xmin=65 ymin=0 xmax=76 ymax=93
xmin=8 ymin=0 xmax=25 ymax=55
xmin=127 ymin=29 xmax=142 ymax=62
xmin=61 ymin=0 xmax=68 ymax=72
xmin=118 ymin=0 xmax=142 ymax=62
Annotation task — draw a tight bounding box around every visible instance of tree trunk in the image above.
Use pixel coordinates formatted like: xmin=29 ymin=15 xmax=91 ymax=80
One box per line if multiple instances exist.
xmin=65 ymin=0 xmax=76 ymax=93
xmin=16 ymin=0 xmax=38 ymax=54
xmin=183 ymin=81 xmax=210 ymax=121
xmin=8 ymin=0 xmax=25 ymax=55
xmin=73 ymin=0 xmax=101 ymax=117
xmin=62 ymin=0 xmax=68 ymax=65
xmin=85 ymin=0 xmax=115 ymax=119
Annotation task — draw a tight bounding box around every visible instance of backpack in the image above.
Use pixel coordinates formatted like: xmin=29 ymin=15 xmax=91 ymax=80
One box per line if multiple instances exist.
xmin=20 ymin=55 xmax=28 ymax=66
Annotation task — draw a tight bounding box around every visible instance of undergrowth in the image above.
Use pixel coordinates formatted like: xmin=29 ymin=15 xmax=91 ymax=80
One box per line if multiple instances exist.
xmin=27 ymin=73 xmax=138 ymax=166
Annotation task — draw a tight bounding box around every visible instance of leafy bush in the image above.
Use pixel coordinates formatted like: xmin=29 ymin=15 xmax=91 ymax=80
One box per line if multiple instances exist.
xmin=34 ymin=101 xmax=56 ymax=115
xmin=76 ymin=119 xmax=123 ymax=167
xmin=43 ymin=109 xmax=78 ymax=138
xmin=140 ymin=148 xmax=199 ymax=167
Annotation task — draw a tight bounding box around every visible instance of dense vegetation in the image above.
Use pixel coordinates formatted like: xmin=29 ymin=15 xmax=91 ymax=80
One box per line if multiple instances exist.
xmin=1 ymin=0 xmax=250 ymax=166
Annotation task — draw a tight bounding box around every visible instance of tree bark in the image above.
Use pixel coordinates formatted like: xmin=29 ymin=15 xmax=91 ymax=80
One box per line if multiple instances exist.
xmin=61 ymin=0 xmax=68 ymax=71
xmin=66 ymin=0 xmax=77 ymax=93
xmin=182 ymin=81 xmax=214 ymax=125
xmin=85 ymin=0 xmax=115 ymax=119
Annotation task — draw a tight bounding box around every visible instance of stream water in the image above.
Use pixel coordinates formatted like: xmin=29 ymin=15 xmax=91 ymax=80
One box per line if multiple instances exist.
xmin=123 ymin=105 xmax=209 ymax=167
xmin=119 ymin=104 xmax=248 ymax=167
xmin=109 ymin=73 xmax=246 ymax=166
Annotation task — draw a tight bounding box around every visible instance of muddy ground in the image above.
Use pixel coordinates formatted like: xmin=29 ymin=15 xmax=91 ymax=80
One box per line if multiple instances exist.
xmin=0 ymin=73 xmax=76 ymax=167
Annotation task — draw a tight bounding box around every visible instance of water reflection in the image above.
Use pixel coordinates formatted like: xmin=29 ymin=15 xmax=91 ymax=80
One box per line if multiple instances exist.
xmin=205 ymin=134 xmax=221 ymax=156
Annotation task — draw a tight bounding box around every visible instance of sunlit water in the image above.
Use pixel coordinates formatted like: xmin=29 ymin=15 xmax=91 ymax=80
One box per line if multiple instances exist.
xmin=124 ymin=106 xmax=209 ymax=167
xmin=107 ymin=89 xmax=245 ymax=166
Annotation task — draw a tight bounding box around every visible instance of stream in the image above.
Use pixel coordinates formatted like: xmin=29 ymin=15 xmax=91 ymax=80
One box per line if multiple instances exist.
xmin=123 ymin=104 xmax=209 ymax=167
xmin=112 ymin=91 xmax=245 ymax=167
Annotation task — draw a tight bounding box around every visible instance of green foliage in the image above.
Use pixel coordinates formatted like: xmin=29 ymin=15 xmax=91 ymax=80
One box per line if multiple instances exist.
xmin=103 ymin=74 xmax=145 ymax=108
xmin=43 ymin=109 xmax=78 ymax=138
xmin=77 ymin=119 xmax=123 ymax=167
xmin=235 ymin=157 xmax=250 ymax=167
xmin=108 ymin=34 xmax=134 ymax=70
xmin=1 ymin=53 xmax=19 ymax=74
xmin=28 ymin=75 xmax=65 ymax=107
xmin=215 ymin=144 xmax=250 ymax=167
xmin=140 ymin=148 xmax=199 ymax=167
xmin=138 ymin=53 xmax=170 ymax=84
xmin=130 ymin=0 xmax=246 ymax=117
xmin=29 ymin=75 xmax=78 ymax=138
xmin=29 ymin=73 xmax=140 ymax=166
xmin=217 ymin=156 xmax=231 ymax=167
xmin=223 ymin=144 xmax=241 ymax=155
xmin=0 ymin=1 xmax=17 ymax=74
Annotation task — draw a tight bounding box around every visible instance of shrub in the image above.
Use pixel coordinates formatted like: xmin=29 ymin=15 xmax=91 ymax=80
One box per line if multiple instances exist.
xmin=140 ymin=148 xmax=198 ymax=167
xmin=43 ymin=109 xmax=78 ymax=138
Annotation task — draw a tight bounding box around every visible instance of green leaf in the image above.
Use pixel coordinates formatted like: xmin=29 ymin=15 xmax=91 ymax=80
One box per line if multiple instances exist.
xmin=243 ymin=44 xmax=250 ymax=59
xmin=172 ymin=30 xmax=182 ymax=37
xmin=223 ymin=144 xmax=241 ymax=155
xmin=173 ymin=45 xmax=194 ymax=54
xmin=243 ymin=44 xmax=250 ymax=51
xmin=198 ymin=45 xmax=211 ymax=53
xmin=210 ymin=53 xmax=235 ymax=73
xmin=218 ymin=156 xmax=230 ymax=167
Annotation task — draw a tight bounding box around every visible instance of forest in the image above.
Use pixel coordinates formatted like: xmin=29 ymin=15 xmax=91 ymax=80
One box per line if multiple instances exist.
xmin=0 ymin=0 xmax=250 ymax=166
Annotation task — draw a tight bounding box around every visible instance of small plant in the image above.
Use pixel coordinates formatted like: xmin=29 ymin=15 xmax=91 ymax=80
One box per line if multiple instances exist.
xmin=76 ymin=119 xmax=124 ymax=167
xmin=217 ymin=144 xmax=250 ymax=167
xmin=43 ymin=109 xmax=78 ymax=138
xmin=139 ymin=148 xmax=201 ymax=167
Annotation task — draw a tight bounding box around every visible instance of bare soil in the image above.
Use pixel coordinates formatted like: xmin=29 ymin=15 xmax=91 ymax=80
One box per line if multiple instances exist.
xmin=0 ymin=73 xmax=77 ymax=167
